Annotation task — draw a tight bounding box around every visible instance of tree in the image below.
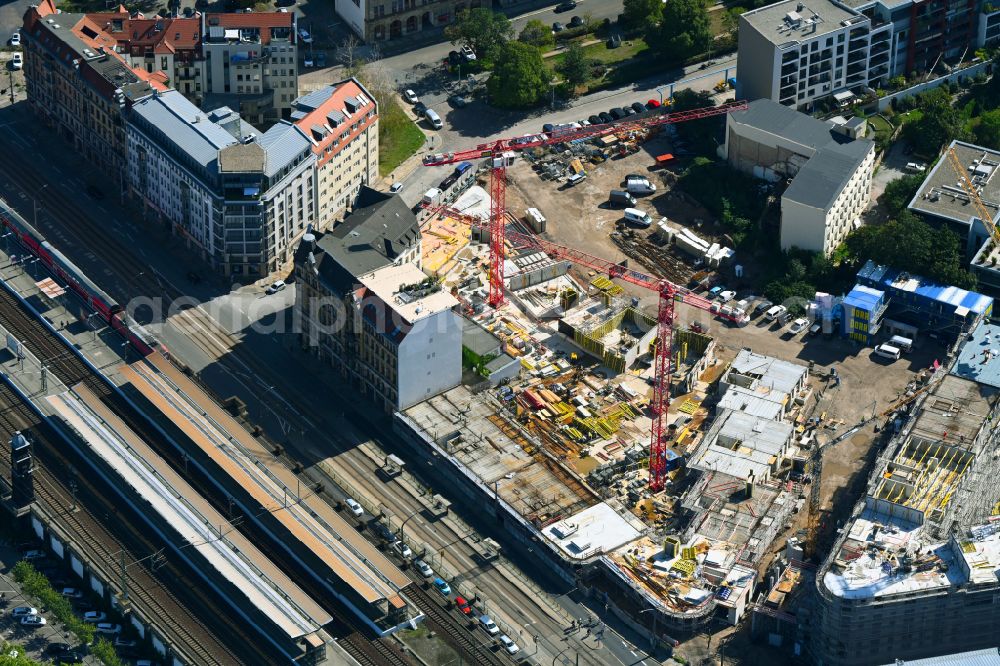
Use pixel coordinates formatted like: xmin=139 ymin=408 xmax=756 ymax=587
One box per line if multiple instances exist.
xmin=487 ymin=42 xmax=549 ymax=108
xmin=622 ymin=0 xmax=663 ymax=30
xmin=974 ymin=109 xmax=1000 ymax=150
xmin=844 ymin=211 xmax=976 ymax=289
xmin=558 ymin=43 xmax=589 ymax=89
xmin=723 ymin=6 xmax=746 ymax=34
xmin=518 ymin=19 xmax=554 ymax=49
xmin=338 ymin=34 xmax=365 ymax=78
xmin=444 ymin=8 xmax=514 ymax=63
xmin=881 ymin=173 xmax=925 ymax=215
xmin=670 ymin=89 xmax=719 ymax=153
xmin=649 ymin=0 xmax=712 ymax=61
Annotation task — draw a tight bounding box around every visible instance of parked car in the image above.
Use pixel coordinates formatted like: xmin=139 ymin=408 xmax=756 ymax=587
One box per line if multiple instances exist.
xmin=552 ymin=21 xmax=564 ymax=32
xmin=455 ymin=596 xmax=473 ymax=614
xmin=598 ymin=112 xmax=612 ymax=124
xmin=788 ymin=318 xmax=809 ymax=334
xmin=568 ymin=15 xmax=584 ymax=27
xmin=646 ymin=99 xmax=662 ymax=109
xmin=478 ymin=615 xmax=500 ymax=635
xmin=315 ymin=51 xmax=327 ymax=67
xmin=460 ymin=45 xmax=476 ymax=61
xmin=113 ymin=638 xmax=138 ymax=648
xmin=21 ymin=615 xmax=46 ymax=628
xmin=95 ymin=623 xmax=122 ymax=635
xmin=392 ymin=541 xmax=413 ymax=559
xmin=22 ymin=550 xmax=45 ymax=561
xmin=499 ymin=635 xmax=520 ymax=655
xmin=631 ymin=101 xmax=645 ymax=114
xmin=754 ymin=300 xmax=773 ymax=314
xmin=717 ymin=290 xmax=737 ymax=303
xmin=403 ymin=89 xmax=419 ymax=104
xmin=809 ymin=322 xmax=822 ymax=336
xmin=389 ymin=182 xmax=404 ymax=193
xmin=303 ymin=55 xmax=314 ymax=68
xmin=412 ymin=102 xmax=428 ymax=117
xmin=588 ymin=114 xmax=602 ymax=125
xmin=61 ymin=587 xmax=83 ymax=598
xmin=297 ymin=28 xmax=312 ymax=44
xmin=433 ymin=577 xmax=451 ymax=595
xmin=10 ymin=607 xmax=37 ymax=617
xmin=609 ymin=107 xmax=626 ymax=120
xmin=84 ymin=611 xmax=107 ymax=623
xmin=448 ymin=94 xmax=467 ymax=108
xmin=414 ymin=559 xmax=433 ymax=577
xmin=344 ymin=497 xmax=363 ymax=517
xmin=265 ymin=279 xmax=286 ymax=295
xmin=10 ymin=32 xmax=20 ymax=47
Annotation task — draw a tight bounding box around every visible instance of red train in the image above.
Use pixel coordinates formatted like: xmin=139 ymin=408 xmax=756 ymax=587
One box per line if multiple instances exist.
xmin=0 ymin=202 xmax=155 ymax=357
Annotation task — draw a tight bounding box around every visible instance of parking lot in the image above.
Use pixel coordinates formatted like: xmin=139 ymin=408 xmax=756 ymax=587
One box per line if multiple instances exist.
xmin=0 ymin=536 xmax=156 ymax=665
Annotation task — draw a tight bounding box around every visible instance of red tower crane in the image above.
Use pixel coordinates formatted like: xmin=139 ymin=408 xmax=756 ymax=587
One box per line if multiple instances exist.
xmin=422 ymin=100 xmax=748 ymax=309
xmin=420 ymin=99 xmax=749 ymax=491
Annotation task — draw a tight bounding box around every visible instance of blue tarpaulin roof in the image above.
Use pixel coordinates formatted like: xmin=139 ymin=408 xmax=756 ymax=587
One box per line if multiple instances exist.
xmin=843 ymin=285 xmax=884 ymax=312
xmin=858 ymin=260 xmax=992 ymax=316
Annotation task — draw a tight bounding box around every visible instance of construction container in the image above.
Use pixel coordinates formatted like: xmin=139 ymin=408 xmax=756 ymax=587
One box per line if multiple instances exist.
xmin=525 ymin=208 xmax=546 ymax=233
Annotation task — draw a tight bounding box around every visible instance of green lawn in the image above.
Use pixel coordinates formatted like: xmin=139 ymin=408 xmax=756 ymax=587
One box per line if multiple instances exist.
xmin=867 ymin=114 xmax=893 ymax=133
xmin=547 ymin=37 xmax=650 ymax=67
xmin=378 ymin=98 xmax=425 ymax=178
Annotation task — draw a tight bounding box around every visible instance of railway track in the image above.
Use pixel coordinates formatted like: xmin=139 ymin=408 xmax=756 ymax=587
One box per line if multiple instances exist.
xmin=0 ymin=150 xmax=503 ymax=666
xmin=0 ymin=263 xmax=412 ymax=665
xmin=405 ymin=582 xmax=510 ymax=666
xmin=0 ymin=381 xmax=254 ymax=665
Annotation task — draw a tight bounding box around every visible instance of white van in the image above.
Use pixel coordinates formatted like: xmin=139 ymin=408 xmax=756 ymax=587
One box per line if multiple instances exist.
xmin=623 ymin=208 xmax=653 ymax=227
xmin=424 ymin=108 xmax=443 ymax=130
xmin=874 ymin=344 xmax=901 ymax=360
xmin=765 ymin=304 xmax=787 ymax=321
xmin=889 ymin=335 xmax=913 ymax=353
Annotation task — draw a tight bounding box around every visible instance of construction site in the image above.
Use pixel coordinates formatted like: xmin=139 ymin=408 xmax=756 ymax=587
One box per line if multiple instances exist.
xmin=396 ymin=110 xmax=833 ymax=638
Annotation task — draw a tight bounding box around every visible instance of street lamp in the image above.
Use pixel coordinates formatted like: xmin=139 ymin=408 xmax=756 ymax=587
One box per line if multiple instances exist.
xmin=33 ymin=184 xmax=50 ymax=228
xmin=397 ymin=507 xmax=423 ymax=541
xmin=639 ymin=608 xmax=659 ymax=652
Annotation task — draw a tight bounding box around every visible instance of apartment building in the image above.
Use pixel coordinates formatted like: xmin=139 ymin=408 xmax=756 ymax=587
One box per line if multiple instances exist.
xmin=201 ymin=12 xmax=298 ymax=124
xmin=336 ymin=0 xmax=531 ymax=43
xmin=724 ymin=100 xmax=875 ymax=255
xmin=75 ymin=10 xmax=297 ymax=126
xmin=126 ymin=89 xmax=316 ymax=277
xmin=738 ymin=0 xmax=885 ymax=110
xmin=739 ymin=0 xmax=999 ymax=110
xmin=22 ymin=0 xmax=165 ymax=183
xmin=96 ymin=14 xmax=202 ymax=98
xmin=290 ymin=80 xmax=379 ymax=230
xmin=294 ymin=193 xmax=460 ymax=412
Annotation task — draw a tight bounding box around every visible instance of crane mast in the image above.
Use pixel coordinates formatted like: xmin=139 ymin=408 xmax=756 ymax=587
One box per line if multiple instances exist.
xmin=422 ymin=100 xmax=749 ymax=491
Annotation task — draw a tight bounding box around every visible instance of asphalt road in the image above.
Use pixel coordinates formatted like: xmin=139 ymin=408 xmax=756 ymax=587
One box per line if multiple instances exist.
xmin=391 ymin=53 xmax=738 ymax=207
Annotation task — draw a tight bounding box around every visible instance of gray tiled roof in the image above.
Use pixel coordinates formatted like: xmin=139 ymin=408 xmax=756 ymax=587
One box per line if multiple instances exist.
xmin=731 ymin=99 xmax=851 ymax=154
xmin=292 ymin=85 xmax=337 ymax=112
xmin=129 ymin=90 xmax=238 ymax=171
xmin=295 ymin=187 xmax=420 ymax=292
xmin=258 ymin=121 xmax=311 ymax=177
xmin=784 ymin=141 xmax=872 ymax=209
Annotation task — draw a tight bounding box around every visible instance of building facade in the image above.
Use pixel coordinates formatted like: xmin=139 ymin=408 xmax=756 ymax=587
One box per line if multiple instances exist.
xmin=290 ymin=81 xmax=379 ymax=230
xmin=22 ymin=0 xmax=164 ymax=184
xmin=200 ymin=12 xmax=298 ymax=125
xmin=738 ymin=0 xmax=998 ymax=110
xmin=336 ymin=0 xmax=535 ymax=43
xmin=725 ymin=99 xmax=875 ymax=256
xmin=294 ymin=201 xmax=462 ymax=412
xmin=126 ymin=89 xmax=316 ymax=277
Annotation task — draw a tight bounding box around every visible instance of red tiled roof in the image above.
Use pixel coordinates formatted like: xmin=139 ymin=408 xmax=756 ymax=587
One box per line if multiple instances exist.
xmin=293 ymin=79 xmax=379 ymax=165
xmin=205 ymin=12 xmax=294 ymax=29
xmin=204 ymin=11 xmax=293 ymax=44
xmin=94 ymin=16 xmax=201 ymax=55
